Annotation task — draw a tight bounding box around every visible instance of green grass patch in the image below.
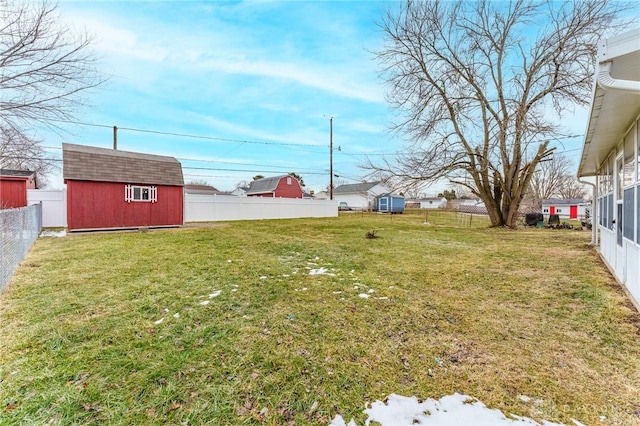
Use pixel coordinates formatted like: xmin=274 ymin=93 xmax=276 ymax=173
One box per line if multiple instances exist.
xmin=1 ymin=211 xmax=639 ymax=425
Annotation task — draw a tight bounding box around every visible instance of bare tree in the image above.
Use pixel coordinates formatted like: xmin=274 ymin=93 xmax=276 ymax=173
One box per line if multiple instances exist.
xmin=367 ymin=0 xmax=626 ymax=227
xmin=0 ymin=0 xmax=102 ymax=183
xmin=557 ymin=176 xmax=588 ymax=200
xmin=0 ymin=127 xmax=55 ymax=187
xmin=527 ymin=154 xmax=573 ymax=207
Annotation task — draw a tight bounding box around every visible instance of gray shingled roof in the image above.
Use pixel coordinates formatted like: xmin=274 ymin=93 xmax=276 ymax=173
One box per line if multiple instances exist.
xmin=63 ymin=143 xmax=184 ymax=186
xmin=245 ymin=175 xmax=290 ymax=195
xmin=334 ymin=181 xmax=380 ymax=194
xmin=0 ymin=169 xmax=34 ymax=177
xmin=542 ymin=198 xmax=587 ymax=205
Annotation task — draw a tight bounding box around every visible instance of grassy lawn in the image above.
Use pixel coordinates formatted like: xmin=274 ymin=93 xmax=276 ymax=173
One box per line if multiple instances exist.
xmin=1 ymin=212 xmax=639 ymax=425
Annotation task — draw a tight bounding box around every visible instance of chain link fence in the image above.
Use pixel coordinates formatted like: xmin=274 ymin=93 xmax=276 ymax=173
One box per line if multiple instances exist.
xmin=1 ymin=203 xmax=42 ymax=292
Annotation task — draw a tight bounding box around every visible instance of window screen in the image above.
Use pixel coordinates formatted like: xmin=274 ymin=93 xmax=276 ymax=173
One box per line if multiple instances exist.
xmin=623 ymin=188 xmax=634 ymax=240
xmin=608 ymin=194 xmax=614 ymax=230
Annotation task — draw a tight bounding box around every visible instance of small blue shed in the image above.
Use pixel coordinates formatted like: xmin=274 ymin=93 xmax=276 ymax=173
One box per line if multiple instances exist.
xmin=374 ymin=193 xmax=405 ymax=213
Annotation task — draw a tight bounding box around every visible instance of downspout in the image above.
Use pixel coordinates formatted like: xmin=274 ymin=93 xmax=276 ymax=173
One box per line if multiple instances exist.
xmin=579 ymin=178 xmax=598 ymax=245
xmin=597 ymin=61 xmax=640 ymax=93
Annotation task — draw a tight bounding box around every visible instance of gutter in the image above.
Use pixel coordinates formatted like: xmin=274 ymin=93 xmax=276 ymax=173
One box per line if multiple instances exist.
xmin=597 ymin=61 xmax=640 ymax=94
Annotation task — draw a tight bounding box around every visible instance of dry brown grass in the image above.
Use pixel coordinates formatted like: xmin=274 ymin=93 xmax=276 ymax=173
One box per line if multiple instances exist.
xmin=1 ymin=212 xmax=638 ymax=425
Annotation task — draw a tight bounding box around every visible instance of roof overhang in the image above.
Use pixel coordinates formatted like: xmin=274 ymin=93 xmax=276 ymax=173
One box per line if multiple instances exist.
xmin=578 ymin=29 xmax=640 ymax=177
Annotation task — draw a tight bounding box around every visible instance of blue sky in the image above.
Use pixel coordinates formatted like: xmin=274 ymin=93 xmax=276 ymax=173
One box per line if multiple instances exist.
xmin=40 ymin=0 xmax=592 ymax=193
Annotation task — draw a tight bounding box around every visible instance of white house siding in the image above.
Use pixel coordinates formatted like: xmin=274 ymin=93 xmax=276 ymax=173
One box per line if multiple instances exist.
xmin=578 ymin=29 xmax=640 ymax=309
xmin=594 ymin=115 xmax=640 ymax=309
xmin=333 ymin=194 xmax=371 ymax=210
xmin=333 ymin=183 xmax=391 ymax=210
xmin=420 ymin=198 xmax=447 ymax=209
xmin=541 ymin=202 xmax=587 ymax=220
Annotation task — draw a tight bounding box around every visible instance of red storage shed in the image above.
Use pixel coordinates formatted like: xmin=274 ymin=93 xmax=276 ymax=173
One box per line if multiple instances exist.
xmin=0 ymin=169 xmax=36 ymax=209
xmin=63 ymin=143 xmax=184 ymax=231
xmin=245 ymin=175 xmax=303 ymax=198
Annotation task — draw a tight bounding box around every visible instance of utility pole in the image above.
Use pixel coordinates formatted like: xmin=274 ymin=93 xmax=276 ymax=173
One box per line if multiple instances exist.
xmin=329 ymin=116 xmax=333 ymax=200
xmin=113 ymin=126 xmax=118 ymax=150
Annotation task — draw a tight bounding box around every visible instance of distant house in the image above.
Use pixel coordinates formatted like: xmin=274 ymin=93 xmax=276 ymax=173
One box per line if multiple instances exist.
xmin=63 ymin=143 xmax=184 ymax=231
xmin=184 ymin=184 xmax=228 ymax=196
xmin=541 ymin=199 xmax=587 ymax=220
xmin=231 ymin=186 xmax=249 ymax=197
xmin=577 ymin=28 xmax=640 ymax=309
xmin=406 ymin=197 xmax=447 ymax=209
xmin=314 ymin=190 xmax=329 ymax=200
xmin=333 ymin=181 xmax=391 ymax=210
xmin=0 ymin=169 xmax=36 ymax=209
xmin=245 ymin=175 xmax=303 ymax=198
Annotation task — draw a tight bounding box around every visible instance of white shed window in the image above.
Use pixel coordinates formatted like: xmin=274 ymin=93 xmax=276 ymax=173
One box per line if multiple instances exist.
xmin=125 ymin=185 xmax=157 ymax=203
xmin=287 ymin=177 xmax=292 ymax=185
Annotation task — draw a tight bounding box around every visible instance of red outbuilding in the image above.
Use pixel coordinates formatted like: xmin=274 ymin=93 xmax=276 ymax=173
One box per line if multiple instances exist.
xmin=63 ymin=143 xmax=184 ymax=231
xmin=0 ymin=169 xmax=36 ymax=209
xmin=245 ymin=175 xmax=304 ymax=198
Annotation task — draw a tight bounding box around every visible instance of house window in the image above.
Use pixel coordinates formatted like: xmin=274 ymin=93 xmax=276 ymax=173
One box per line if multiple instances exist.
xmin=556 ymin=208 xmax=562 ymax=213
xmin=623 ymin=187 xmax=634 ymax=241
xmin=623 ymin=130 xmax=635 ymax=188
xmin=637 ymin=120 xmax=640 ymax=182
xmin=287 ymin=177 xmax=292 ymax=185
xmin=543 ymin=208 xmax=548 ymax=213
xmin=125 ymin=185 xmax=157 ymax=203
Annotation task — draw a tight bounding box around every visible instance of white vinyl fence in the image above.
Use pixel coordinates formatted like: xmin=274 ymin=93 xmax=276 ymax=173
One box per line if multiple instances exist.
xmin=28 ymin=189 xmax=67 ymax=227
xmin=23 ymin=190 xmax=338 ymax=228
xmin=184 ymin=194 xmax=338 ymax=222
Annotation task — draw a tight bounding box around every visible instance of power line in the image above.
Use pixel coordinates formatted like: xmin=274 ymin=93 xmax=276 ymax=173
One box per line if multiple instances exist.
xmin=46 ymin=118 xmax=327 ymax=148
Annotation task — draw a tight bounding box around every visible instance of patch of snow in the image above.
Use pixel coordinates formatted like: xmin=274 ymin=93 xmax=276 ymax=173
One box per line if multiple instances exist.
xmin=282 ymin=274 xmax=290 ymax=277
xmin=231 ymin=289 xmax=238 ymax=292
xmin=163 ymin=308 xmax=169 ymax=313
xmin=260 ymin=276 xmax=268 ymax=280
xmin=358 ymin=294 xmax=370 ymax=299
xmin=332 ymin=291 xmax=343 ymax=294
xmin=154 ymin=318 xmax=164 ymax=325
xmin=375 ymin=297 xmax=389 ymax=300
xmin=227 ymin=259 xmax=232 ymax=263
xmin=309 ymin=267 xmax=329 ymax=275
xmin=367 ymin=289 xmax=375 ymax=294
xmin=302 ymin=287 xmax=308 ymax=291
xmin=329 ymin=415 xmax=357 ymax=426
xmin=329 ymin=393 xmax=572 ymax=426
xmin=199 ymin=300 xmax=210 ymax=306
xmin=209 ymin=290 xmax=221 ymax=298
xmin=173 ymin=313 xmax=180 ymax=318
xmin=40 ymin=230 xmax=66 ymax=238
